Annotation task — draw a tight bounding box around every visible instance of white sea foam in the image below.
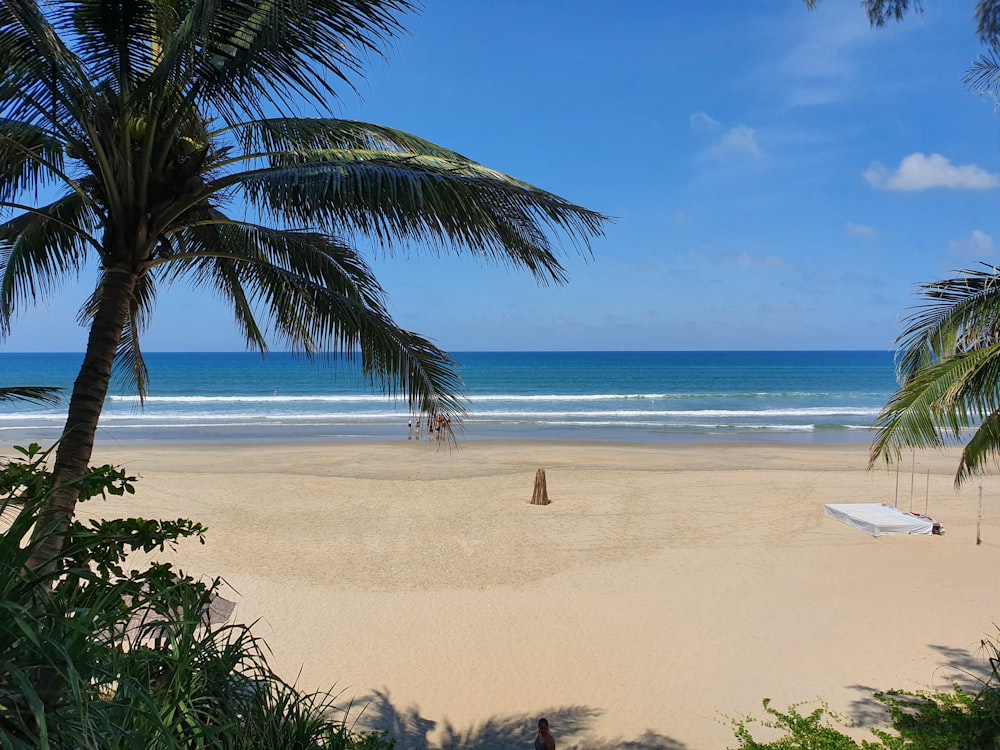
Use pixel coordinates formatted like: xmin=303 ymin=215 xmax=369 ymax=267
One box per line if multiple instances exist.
xmin=0 ymin=351 xmax=896 ymax=445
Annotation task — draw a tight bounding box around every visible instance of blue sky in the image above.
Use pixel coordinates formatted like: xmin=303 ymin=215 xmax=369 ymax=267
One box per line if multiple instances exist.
xmin=4 ymin=1 xmax=1000 ymax=352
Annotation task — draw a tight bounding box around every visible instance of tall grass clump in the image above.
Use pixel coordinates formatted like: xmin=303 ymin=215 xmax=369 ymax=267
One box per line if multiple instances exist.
xmin=0 ymin=443 xmax=393 ymax=749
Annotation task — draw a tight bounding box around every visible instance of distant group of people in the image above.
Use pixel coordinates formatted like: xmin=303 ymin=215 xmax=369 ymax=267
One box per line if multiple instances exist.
xmin=407 ymin=413 xmax=452 ymax=441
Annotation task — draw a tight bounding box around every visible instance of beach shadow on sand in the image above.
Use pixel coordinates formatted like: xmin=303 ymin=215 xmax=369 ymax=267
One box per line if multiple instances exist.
xmin=844 ymin=640 xmax=996 ymax=730
xmin=347 ymin=689 xmax=688 ymax=749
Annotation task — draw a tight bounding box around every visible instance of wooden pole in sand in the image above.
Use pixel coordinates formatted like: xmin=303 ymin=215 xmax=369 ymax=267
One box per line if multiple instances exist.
xmin=978 ymin=477 xmax=983 ymax=546
xmin=909 ymin=451 xmax=915 ymax=511
xmin=531 ymin=468 xmax=550 ymax=505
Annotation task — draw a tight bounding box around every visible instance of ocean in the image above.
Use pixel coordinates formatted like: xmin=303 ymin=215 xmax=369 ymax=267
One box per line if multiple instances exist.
xmin=0 ymin=350 xmax=898 ymax=446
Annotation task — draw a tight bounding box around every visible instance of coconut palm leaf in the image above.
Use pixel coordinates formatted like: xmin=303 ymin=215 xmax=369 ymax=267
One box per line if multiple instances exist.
xmin=0 ymin=119 xmax=66 ymax=201
xmin=0 ymin=193 xmax=96 ymax=334
xmin=162 ymin=219 xmax=463 ymax=414
xmin=79 ymin=273 xmax=157 ymax=402
xmin=964 ymin=49 xmax=1000 ymax=99
xmin=226 ymin=118 xmax=472 ymax=161
xmin=224 ymin=155 xmax=603 ymax=283
xmin=57 ymin=0 xmax=162 ymax=86
xmin=872 ymin=338 xmax=1000 ymax=485
xmin=956 ymin=410 xmax=1000 ymax=485
xmin=154 ymin=0 xmax=413 ymax=122
xmin=894 ymin=267 xmax=1000 ymax=381
xmin=0 ymin=2 xmax=93 ymax=131
xmin=0 ymin=386 xmax=61 ymax=405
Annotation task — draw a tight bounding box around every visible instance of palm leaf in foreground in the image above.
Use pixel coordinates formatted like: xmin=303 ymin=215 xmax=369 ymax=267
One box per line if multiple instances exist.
xmin=0 ymin=386 xmax=61 ymax=405
xmin=871 ymin=266 xmax=1000 ymax=485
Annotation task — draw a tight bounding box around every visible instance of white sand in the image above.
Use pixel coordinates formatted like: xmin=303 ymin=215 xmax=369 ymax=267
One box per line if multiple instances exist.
xmin=76 ymin=440 xmax=1000 ymax=749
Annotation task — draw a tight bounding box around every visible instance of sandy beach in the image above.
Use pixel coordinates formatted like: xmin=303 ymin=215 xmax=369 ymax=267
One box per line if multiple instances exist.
xmin=73 ymin=440 xmax=1000 ymax=749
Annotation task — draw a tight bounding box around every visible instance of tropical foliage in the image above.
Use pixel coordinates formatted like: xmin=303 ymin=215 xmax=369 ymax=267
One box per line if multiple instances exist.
xmin=869 ymin=266 xmax=1000 ymax=485
xmin=0 ymin=443 xmax=394 ymax=749
xmin=0 ymin=0 xmax=607 ymax=568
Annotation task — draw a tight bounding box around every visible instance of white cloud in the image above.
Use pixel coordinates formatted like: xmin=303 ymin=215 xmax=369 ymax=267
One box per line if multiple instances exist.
xmin=689 ymin=111 xmax=722 ymax=134
xmin=863 ymin=153 xmax=1000 ymax=191
xmin=721 ymin=251 xmax=788 ymax=269
xmin=706 ymin=125 xmax=764 ymax=162
xmin=948 ymin=229 xmax=996 ymax=257
xmin=845 ymin=222 xmax=878 ymax=240
xmin=769 ymin=4 xmax=886 ymax=109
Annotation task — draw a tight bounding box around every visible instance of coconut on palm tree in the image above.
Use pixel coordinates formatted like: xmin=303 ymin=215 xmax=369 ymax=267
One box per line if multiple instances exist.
xmin=870 ymin=265 xmax=1000 ymax=485
xmin=0 ymin=0 xmax=607 ymax=569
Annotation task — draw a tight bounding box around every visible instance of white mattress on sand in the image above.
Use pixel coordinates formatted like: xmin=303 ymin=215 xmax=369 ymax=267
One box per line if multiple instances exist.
xmin=824 ymin=503 xmax=935 ymax=537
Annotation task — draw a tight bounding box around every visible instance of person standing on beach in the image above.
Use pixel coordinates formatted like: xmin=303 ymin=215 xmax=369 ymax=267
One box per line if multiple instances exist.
xmin=534 ymin=718 xmax=555 ymax=750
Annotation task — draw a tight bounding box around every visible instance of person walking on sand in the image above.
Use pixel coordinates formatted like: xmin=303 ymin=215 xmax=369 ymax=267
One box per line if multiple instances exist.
xmin=534 ymin=718 xmax=555 ymax=750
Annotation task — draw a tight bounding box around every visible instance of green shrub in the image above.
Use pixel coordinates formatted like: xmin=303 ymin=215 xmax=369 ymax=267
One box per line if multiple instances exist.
xmin=730 ymin=699 xmax=889 ymax=749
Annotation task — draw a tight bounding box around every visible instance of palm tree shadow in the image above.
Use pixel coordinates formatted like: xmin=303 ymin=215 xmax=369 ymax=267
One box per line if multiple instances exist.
xmin=926 ymin=641 xmax=995 ymax=691
xmin=351 ymin=688 xmax=438 ymax=748
xmin=348 ymin=689 xmax=688 ymax=749
xmin=844 ymin=637 xmax=999 ymax=729
xmin=843 ymin=684 xmax=893 ymax=729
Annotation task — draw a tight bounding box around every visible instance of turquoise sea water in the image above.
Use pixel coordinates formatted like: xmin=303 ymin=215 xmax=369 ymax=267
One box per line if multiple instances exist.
xmin=0 ymin=351 xmax=898 ymax=446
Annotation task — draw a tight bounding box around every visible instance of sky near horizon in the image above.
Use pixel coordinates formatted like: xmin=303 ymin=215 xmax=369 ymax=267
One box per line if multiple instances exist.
xmin=4 ymin=1 xmax=1000 ymax=353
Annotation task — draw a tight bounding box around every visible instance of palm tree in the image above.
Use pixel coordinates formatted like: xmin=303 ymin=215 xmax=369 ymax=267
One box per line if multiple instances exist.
xmin=870 ymin=265 xmax=1000 ymax=486
xmin=0 ymin=0 xmax=607 ymax=569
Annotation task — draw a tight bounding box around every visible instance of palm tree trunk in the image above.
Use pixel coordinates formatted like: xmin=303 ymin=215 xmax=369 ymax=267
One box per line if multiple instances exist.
xmin=27 ymin=264 xmax=136 ymax=571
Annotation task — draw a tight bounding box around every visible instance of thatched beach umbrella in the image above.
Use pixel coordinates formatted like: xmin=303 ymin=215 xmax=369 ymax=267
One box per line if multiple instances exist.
xmin=531 ymin=468 xmax=551 ymax=505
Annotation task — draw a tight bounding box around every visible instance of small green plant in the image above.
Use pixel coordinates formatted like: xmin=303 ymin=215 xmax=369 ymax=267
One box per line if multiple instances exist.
xmin=730 ymin=699 xmax=887 ymax=749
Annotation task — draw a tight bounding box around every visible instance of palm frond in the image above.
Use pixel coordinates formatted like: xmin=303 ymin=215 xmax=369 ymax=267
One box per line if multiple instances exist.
xmin=803 ymin=1 xmax=922 ymax=29
xmin=0 ymin=386 xmax=61 ymax=405
xmin=965 ymin=50 xmax=1000 ymax=98
xmin=221 ymin=152 xmax=606 ymax=284
xmin=955 ymin=410 xmax=1000 ymax=485
xmin=895 ymin=266 xmax=1000 ymax=382
xmin=78 ymin=273 xmax=156 ymax=401
xmin=0 ymin=194 xmax=94 ymax=335
xmin=54 ymin=0 xmax=163 ymax=93
xmin=0 ymin=119 xmax=65 ymax=202
xmin=0 ymin=2 xmax=93 ymax=132
xmin=224 ymin=118 xmax=471 ymax=160
xmin=871 ymin=345 xmax=1000 ymax=475
xmin=114 ymin=308 xmax=151 ymax=403
xmin=161 ymin=218 xmax=464 ymax=415
xmin=146 ymin=0 xmax=415 ymax=124
xmin=977 ymin=0 xmax=1000 ymax=46
xmin=165 ymin=219 xmax=391 ymax=355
